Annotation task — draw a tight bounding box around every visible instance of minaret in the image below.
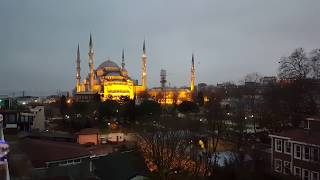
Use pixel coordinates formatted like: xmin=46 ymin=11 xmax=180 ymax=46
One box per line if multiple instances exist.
xmin=190 ymin=53 xmax=195 ymax=92
xmin=121 ymin=49 xmax=125 ymax=70
xmin=76 ymin=44 xmax=81 ymax=92
xmin=141 ymin=40 xmax=147 ymax=90
xmin=88 ymin=33 xmax=95 ymax=91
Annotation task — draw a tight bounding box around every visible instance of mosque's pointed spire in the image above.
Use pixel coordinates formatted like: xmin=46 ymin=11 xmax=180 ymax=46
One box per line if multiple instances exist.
xmin=192 ymin=53 xmax=194 ymax=64
xmin=143 ymin=40 xmax=146 ymax=54
xmin=122 ymin=49 xmax=125 ymax=69
xmin=77 ymin=43 xmax=80 ymax=61
xmin=89 ymin=33 xmax=93 ymax=50
xmin=190 ymin=53 xmax=195 ymax=92
xmin=76 ymin=43 xmax=81 ymax=92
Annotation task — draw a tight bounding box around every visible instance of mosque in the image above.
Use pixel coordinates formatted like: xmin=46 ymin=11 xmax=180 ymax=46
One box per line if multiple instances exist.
xmin=73 ymin=34 xmax=196 ymax=104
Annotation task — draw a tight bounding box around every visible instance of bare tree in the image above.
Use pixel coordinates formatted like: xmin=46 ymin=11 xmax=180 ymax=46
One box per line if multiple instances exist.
xmin=244 ymin=72 xmax=262 ymax=83
xmin=138 ymin=130 xmax=198 ymax=179
xmin=242 ymin=73 xmax=263 ymax=133
xmin=172 ymin=89 xmax=179 ymax=105
xmin=278 ymin=48 xmax=310 ymax=79
xmin=309 ymin=48 xmax=320 ymax=79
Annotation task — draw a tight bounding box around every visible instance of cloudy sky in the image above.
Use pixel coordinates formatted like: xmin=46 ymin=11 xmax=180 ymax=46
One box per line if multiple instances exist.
xmin=1 ymin=0 xmax=320 ymax=96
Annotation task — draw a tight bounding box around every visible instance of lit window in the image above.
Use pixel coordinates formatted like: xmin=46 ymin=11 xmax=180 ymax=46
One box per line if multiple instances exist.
xmin=275 ymin=139 xmax=282 ymax=153
xmin=274 ymin=159 xmax=282 ymax=173
xmin=303 ymin=169 xmax=310 ymax=180
xmin=284 ymin=141 xmax=291 ymax=154
xmin=304 ymin=147 xmax=310 ymax=161
xmin=312 ymin=171 xmax=319 ymax=180
xmin=294 ymin=166 xmax=301 ymax=177
xmin=295 ymin=144 xmax=302 ymax=159
xmin=284 ymin=161 xmax=291 ymax=174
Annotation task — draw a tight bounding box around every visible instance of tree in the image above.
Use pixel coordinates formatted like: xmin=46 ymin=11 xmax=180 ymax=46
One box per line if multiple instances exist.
xmin=242 ymin=72 xmax=263 ymax=133
xmin=138 ymin=130 xmax=195 ymax=180
xmin=137 ymin=100 xmax=161 ymax=119
xmin=196 ymin=91 xmax=205 ymax=107
xmin=278 ymin=48 xmax=310 ymax=79
xmin=260 ymin=79 xmax=318 ymax=130
xmin=59 ymin=95 xmax=68 ymax=115
xmin=177 ymin=101 xmax=199 ymax=114
xmin=204 ymin=92 xmax=227 ymax=175
xmin=138 ymin=91 xmax=151 ymax=102
xmin=310 ymin=48 xmax=320 ymax=79
xmin=172 ymin=90 xmax=179 ymax=106
xmin=244 ymin=72 xmax=262 ymax=84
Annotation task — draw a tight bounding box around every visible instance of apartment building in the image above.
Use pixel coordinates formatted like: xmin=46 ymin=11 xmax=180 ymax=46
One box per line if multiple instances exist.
xmin=269 ymin=118 xmax=320 ymax=180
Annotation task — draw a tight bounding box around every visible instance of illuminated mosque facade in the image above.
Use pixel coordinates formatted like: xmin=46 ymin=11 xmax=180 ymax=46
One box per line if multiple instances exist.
xmin=74 ymin=34 xmax=196 ymax=104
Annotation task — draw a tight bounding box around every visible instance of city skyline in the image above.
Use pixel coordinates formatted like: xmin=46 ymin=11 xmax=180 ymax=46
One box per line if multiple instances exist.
xmin=1 ymin=0 xmax=320 ymax=96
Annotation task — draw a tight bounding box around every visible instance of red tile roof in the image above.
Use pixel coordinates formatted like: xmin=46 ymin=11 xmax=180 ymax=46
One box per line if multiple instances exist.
xmin=271 ymin=129 xmax=320 ymax=145
xmin=21 ymin=138 xmax=90 ymax=168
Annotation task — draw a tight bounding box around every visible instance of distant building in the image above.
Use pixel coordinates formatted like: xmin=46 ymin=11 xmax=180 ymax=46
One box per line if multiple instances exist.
xmin=21 ymin=138 xmax=93 ymax=179
xmin=73 ymin=34 xmax=196 ymax=104
xmin=106 ymin=132 xmax=125 ymax=143
xmin=1 ymin=106 xmax=46 ymax=133
xmin=16 ymin=96 xmax=41 ymax=105
xmin=0 ymin=95 xmax=12 ymax=110
xmin=1 ymin=110 xmax=21 ymax=133
xmin=21 ymin=106 xmax=46 ymax=131
xmin=269 ymin=118 xmax=320 ymax=179
xmin=261 ymin=76 xmax=277 ymax=85
xmin=76 ymin=128 xmax=100 ymax=145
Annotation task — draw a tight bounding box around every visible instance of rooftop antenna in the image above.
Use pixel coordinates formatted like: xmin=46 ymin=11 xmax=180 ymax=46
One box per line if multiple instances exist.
xmin=160 ymin=69 xmax=167 ymax=89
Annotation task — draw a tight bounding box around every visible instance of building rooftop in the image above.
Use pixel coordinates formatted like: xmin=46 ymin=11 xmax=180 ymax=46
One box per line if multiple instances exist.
xmin=93 ymin=150 xmax=149 ymax=180
xmin=21 ymin=138 xmax=90 ymax=168
xmin=270 ymin=129 xmax=320 ymax=145
xmin=76 ymin=128 xmax=100 ymax=135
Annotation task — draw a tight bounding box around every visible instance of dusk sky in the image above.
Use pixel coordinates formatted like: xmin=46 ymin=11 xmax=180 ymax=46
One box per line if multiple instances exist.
xmin=1 ymin=0 xmax=320 ymax=96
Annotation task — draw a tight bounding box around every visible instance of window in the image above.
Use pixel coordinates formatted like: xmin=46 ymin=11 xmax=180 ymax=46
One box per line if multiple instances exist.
xmin=67 ymin=160 xmax=73 ymax=164
xmin=312 ymin=148 xmax=319 ymax=162
xmin=59 ymin=161 xmax=68 ymax=166
xmin=304 ymin=147 xmax=310 ymax=161
xmin=275 ymin=139 xmax=282 ymax=153
xmin=284 ymin=161 xmax=291 ymax=174
xmin=274 ymin=159 xmax=282 ymax=173
xmin=312 ymin=172 xmax=319 ymax=180
xmin=303 ymin=169 xmax=310 ymax=180
xmin=295 ymin=144 xmax=302 ymax=159
xmin=285 ymin=141 xmax=291 ymax=154
xmin=294 ymin=166 xmax=301 ymax=177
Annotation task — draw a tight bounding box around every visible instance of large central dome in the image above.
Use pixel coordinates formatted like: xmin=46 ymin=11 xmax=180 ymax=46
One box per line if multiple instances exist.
xmin=98 ymin=60 xmax=120 ymax=69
